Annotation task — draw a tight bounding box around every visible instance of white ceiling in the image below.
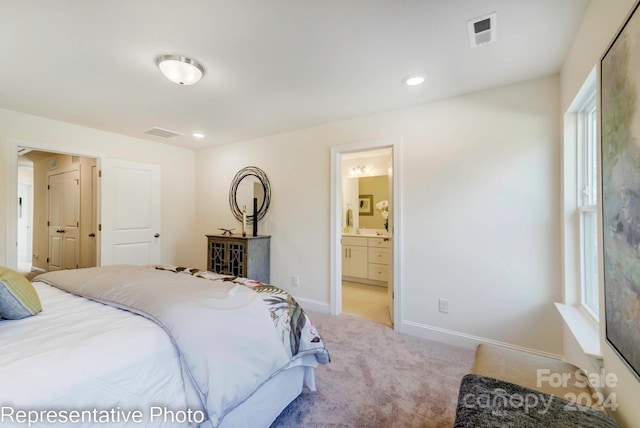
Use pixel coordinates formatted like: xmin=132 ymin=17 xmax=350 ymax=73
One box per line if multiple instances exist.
xmin=0 ymin=0 xmax=589 ymax=150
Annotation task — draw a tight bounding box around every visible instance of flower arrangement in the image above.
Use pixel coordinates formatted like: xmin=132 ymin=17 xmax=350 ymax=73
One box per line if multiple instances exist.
xmin=376 ymin=200 xmax=389 ymax=231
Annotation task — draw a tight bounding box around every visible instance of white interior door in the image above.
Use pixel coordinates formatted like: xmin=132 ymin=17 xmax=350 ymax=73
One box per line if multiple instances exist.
xmin=387 ymin=152 xmax=394 ymax=324
xmin=99 ymin=159 xmax=161 ymax=266
xmin=48 ymin=168 xmax=80 ymax=271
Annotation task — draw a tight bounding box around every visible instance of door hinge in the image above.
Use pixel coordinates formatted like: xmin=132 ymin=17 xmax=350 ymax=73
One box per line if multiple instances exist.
xmin=98 ymin=170 xmax=102 ymax=178
xmin=76 ymin=265 xmax=79 ymax=269
xmin=77 ymin=221 xmax=79 ymax=227
xmin=46 ymin=257 xmax=49 ymax=263
xmin=98 ymin=224 xmax=102 ymax=231
xmin=47 ymin=184 xmax=50 ymax=190
xmin=47 ymin=221 xmax=50 ymax=226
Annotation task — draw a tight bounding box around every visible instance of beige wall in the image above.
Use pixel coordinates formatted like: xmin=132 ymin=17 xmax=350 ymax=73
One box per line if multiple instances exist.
xmin=358 ymin=175 xmax=388 ymax=229
xmin=195 ymin=74 xmax=563 ymax=356
xmin=31 ymin=154 xmax=96 ymax=270
xmin=560 ymin=0 xmax=640 ymax=426
xmin=0 ymin=108 xmax=198 ymax=269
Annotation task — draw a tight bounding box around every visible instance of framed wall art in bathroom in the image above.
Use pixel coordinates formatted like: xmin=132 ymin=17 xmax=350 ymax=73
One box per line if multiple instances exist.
xmin=358 ymin=194 xmax=373 ymax=215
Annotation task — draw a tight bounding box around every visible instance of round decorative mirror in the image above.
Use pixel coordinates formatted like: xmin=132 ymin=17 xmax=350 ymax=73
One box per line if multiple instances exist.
xmin=229 ymin=166 xmax=271 ymax=224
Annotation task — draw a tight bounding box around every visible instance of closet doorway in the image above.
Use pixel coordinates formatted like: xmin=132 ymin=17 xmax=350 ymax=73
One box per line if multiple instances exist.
xmin=331 ymin=138 xmax=401 ymax=329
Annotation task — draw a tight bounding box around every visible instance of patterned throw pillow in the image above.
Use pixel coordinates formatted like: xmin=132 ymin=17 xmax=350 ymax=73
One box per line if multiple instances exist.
xmin=0 ymin=267 xmax=42 ymax=320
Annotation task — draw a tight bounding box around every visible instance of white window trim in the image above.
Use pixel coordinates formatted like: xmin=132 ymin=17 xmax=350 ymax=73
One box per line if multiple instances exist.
xmin=577 ymin=91 xmax=599 ymax=320
xmin=578 ymin=206 xmax=598 ymax=320
xmin=560 ymin=67 xmax=601 ymax=361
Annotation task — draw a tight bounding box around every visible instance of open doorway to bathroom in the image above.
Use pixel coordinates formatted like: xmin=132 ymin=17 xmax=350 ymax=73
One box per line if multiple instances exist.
xmin=340 ymin=148 xmax=393 ymax=326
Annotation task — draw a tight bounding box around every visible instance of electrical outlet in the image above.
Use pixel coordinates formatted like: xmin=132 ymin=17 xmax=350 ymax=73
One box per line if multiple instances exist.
xmin=292 ymin=275 xmax=299 ymax=287
xmin=439 ymin=298 xmax=449 ymax=314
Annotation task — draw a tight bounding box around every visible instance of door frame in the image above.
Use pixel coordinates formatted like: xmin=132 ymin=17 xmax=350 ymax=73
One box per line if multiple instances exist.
xmin=16 ymin=182 xmax=33 ymax=265
xmin=330 ymin=137 xmax=402 ymax=329
xmin=5 ymin=139 xmax=106 ymax=270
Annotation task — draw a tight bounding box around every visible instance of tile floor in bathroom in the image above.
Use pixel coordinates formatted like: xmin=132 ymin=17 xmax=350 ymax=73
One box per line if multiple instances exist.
xmin=342 ymin=280 xmax=392 ymax=327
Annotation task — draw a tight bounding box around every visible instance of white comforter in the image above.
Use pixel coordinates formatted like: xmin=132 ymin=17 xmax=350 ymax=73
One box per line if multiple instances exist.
xmin=0 ymin=281 xmax=189 ymax=427
xmin=29 ymin=265 xmax=307 ymax=427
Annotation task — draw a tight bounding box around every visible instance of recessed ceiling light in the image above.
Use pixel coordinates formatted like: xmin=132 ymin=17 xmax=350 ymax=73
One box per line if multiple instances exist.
xmin=404 ymin=75 xmax=425 ymax=86
xmin=193 ymin=132 xmax=205 ymax=138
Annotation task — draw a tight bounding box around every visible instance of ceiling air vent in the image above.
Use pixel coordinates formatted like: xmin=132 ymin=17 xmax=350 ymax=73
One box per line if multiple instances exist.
xmin=468 ymin=12 xmax=497 ymax=48
xmin=144 ymin=127 xmax=184 ymax=138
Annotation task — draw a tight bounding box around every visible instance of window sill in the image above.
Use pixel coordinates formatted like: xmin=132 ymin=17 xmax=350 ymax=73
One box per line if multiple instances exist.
xmin=554 ymin=302 xmax=602 ymax=358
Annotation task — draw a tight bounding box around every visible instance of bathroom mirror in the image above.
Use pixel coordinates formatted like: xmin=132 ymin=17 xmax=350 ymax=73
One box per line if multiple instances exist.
xmin=229 ymin=166 xmax=271 ymax=224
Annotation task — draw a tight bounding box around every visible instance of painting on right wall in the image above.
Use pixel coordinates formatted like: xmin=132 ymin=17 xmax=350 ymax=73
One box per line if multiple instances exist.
xmin=601 ymin=0 xmax=640 ymax=381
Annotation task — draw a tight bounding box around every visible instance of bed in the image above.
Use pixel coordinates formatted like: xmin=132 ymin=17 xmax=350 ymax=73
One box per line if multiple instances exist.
xmin=0 ymin=265 xmax=329 ymax=427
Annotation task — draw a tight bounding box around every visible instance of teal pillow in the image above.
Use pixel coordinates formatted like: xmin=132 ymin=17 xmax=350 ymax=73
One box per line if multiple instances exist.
xmin=0 ymin=267 xmax=42 ymax=319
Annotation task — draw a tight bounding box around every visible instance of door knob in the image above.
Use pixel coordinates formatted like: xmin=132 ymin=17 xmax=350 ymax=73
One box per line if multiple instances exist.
xmin=88 ymin=233 xmax=95 ymax=238
xmin=154 ymin=233 xmax=160 ymax=238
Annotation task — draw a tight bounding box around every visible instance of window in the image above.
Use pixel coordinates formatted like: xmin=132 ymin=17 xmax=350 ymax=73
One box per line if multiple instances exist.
xmin=577 ymin=92 xmax=599 ymax=318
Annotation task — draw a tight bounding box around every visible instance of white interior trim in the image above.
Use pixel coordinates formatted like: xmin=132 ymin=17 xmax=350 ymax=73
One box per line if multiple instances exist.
xmin=555 ymin=302 xmax=601 ymax=358
xmin=401 ymin=320 xmax=564 ymax=360
xmin=330 ymin=137 xmax=402 ymax=329
xmin=5 ymin=139 xmax=106 ymax=270
xmin=563 ymin=67 xmax=597 ymax=309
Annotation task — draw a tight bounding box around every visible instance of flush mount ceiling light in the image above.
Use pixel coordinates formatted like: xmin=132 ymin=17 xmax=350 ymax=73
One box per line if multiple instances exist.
xmin=155 ymin=55 xmax=205 ymax=86
xmin=404 ymin=75 xmax=425 ymax=86
xmin=193 ymin=132 xmax=205 ymax=138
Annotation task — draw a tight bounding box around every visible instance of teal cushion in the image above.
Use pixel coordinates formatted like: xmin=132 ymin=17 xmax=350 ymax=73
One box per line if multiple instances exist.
xmin=0 ymin=267 xmax=42 ymax=319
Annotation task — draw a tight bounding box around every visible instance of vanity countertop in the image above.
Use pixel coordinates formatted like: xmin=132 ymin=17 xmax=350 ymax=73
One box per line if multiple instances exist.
xmin=342 ymin=231 xmax=389 ymax=238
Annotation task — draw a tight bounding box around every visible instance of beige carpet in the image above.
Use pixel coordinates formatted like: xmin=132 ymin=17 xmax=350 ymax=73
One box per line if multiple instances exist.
xmin=272 ymin=311 xmax=474 ymax=427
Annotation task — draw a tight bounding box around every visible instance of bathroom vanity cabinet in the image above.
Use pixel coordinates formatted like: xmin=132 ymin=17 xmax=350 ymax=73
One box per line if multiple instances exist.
xmin=341 ymin=235 xmax=389 ymax=285
xmin=342 ymin=236 xmax=368 ymax=279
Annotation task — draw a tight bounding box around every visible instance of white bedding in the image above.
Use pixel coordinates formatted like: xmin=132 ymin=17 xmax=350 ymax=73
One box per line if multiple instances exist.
xmin=0 ymin=275 xmax=325 ymax=428
xmin=0 ymin=281 xmax=190 ymax=427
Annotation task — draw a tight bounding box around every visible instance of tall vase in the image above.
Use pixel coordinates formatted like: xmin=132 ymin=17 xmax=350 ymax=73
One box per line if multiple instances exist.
xmin=252 ymin=197 xmax=258 ymax=237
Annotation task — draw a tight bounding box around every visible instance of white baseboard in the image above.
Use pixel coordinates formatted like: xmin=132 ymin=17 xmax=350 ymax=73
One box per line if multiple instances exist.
xmin=294 ymin=297 xmax=330 ymax=314
xmin=400 ymin=320 xmax=563 ymax=360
